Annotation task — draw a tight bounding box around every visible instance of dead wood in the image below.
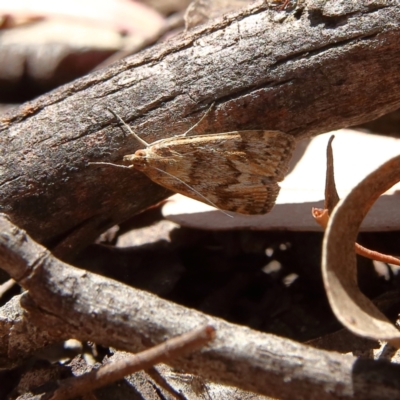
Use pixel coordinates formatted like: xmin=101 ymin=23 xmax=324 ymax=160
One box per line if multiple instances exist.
xmin=48 ymin=325 xmax=215 ymax=400
xmin=1 ymin=216 xmax=400 ymax=399
xmin=1 ymin=0 xmax=400 ymax=258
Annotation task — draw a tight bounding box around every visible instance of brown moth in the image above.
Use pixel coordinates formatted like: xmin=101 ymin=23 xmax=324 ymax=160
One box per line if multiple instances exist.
xmin=100 ymin=107 xmax=295 ymax=215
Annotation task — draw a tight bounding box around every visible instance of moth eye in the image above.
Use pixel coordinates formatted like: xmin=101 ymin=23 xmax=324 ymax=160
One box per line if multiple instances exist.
xmin=135 ymin=150 xmax=147 ymax=157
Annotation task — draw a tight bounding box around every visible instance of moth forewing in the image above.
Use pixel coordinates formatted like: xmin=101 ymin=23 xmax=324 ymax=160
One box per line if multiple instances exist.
xmin=123 ymin=129 xmax=295 ymax=215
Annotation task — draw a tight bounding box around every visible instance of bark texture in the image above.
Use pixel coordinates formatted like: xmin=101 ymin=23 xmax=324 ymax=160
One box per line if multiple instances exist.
xmin=0 ymin=0 xmax=400 ymax=257
xmin=1 ymin=216 xmax=400 ymax=400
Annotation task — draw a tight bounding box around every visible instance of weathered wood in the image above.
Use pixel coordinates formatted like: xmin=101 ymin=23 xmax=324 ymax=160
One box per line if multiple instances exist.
xmin=1 ymin=216 xmax=400 ymax=399
xmin=1 ymin=0 xmax=400 ymax=257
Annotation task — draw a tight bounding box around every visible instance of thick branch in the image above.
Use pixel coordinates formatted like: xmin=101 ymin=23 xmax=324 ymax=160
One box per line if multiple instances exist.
xmin=1 ymin=0 xmax=400 ymax=256
xmin=1 ymin=217 xmax=400 ymax=399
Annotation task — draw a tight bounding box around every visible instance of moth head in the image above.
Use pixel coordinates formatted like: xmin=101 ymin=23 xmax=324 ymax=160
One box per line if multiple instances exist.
xmin=124 ymin=147 xmax=172 ymax=171
xmin=123 ymin=149 xmax=149 ymax=170
xmin=134 ymin=149 xmax=147 ymax=158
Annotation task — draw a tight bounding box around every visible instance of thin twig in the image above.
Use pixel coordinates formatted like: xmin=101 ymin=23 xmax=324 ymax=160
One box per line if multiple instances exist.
xmin=354 ymin=243 xmax=400 ymax=266
xmin=0 ymin=278 xmax=16 ymax=299
xmin=312 ymin=208 xmax=400 ymax=266
xmin=49 ymin=325 xmax=215 ymax=400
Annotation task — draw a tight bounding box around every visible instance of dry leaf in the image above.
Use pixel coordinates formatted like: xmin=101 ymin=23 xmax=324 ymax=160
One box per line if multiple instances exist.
xmin=322 ymin=154 xmax=400 ymax=347
xmin=312 ymin=136 xmax=400 ymax=266
xmin=0 ymin=0 xmax=164 ymax=35
xmin=0 ymin=0 xmax=165 ymax=98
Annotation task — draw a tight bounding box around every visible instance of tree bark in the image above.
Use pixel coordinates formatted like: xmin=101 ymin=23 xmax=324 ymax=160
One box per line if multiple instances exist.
xmin=1 ymin=0 xmax=400 ymax=258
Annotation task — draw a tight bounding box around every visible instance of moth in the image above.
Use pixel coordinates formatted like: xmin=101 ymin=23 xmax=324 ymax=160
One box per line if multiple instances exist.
xmin=101 ymin=107 xmax=295 ymax=215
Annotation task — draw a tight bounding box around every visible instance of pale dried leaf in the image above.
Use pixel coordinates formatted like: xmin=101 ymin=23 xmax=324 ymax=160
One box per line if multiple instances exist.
xmin=0 ymin=0 xmax=164 ymax=36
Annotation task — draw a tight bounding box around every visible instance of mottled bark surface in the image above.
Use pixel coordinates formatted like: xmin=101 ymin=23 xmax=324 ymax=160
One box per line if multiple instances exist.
xmin=1 ymin=216 xmax=400 ymax=400
xmin=0 ymin=0 xmax=400 ymax=257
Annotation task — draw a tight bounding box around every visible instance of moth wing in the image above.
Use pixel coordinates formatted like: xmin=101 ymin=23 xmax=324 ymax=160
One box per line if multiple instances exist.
xmin=139 ymin=130 xmax=294 ymax=214
xmin=161 ymin=130 xmax=295 ymax=181
xmin=142 ymin=169 xmax=280 ymax=214
xmin=195 ymin=176 xmax=281 ymax=215
xmin=183 ymin=130 xmax=294 ymax=214
xmin=153 ymin=129 xmax=295 ymax=182
xmin=226 ymin=130 xmax=295 ymax=181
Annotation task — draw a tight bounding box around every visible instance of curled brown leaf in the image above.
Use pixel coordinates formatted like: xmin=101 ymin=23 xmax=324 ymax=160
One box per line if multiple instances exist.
xmin=322 ymin=155 xmax=400 ymax=347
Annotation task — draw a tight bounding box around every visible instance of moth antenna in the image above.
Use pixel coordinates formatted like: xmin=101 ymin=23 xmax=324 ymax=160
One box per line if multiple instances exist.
xmin=180 ymin=102 xmax=215 ymax=137
xmin=88 ymin=161 xmax=133 ymax=169
xmin=152 ymin=166 xmax=233 ymax=218
xmin=107 ymin=108 xmax=149 ymax=148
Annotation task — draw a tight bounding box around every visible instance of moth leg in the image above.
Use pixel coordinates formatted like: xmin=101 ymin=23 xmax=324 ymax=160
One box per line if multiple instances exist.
xmin=88 ymin=161 xmax=134 ymax=169
xmin=179 ymin=102 xmax=215 ymax=137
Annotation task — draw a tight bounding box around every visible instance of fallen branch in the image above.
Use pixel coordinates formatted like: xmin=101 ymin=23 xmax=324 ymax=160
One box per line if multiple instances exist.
xmin=48 ymin=325 xmax=215 ymax=400
xmin=1 ymin=217 xmax=400 ymax=399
